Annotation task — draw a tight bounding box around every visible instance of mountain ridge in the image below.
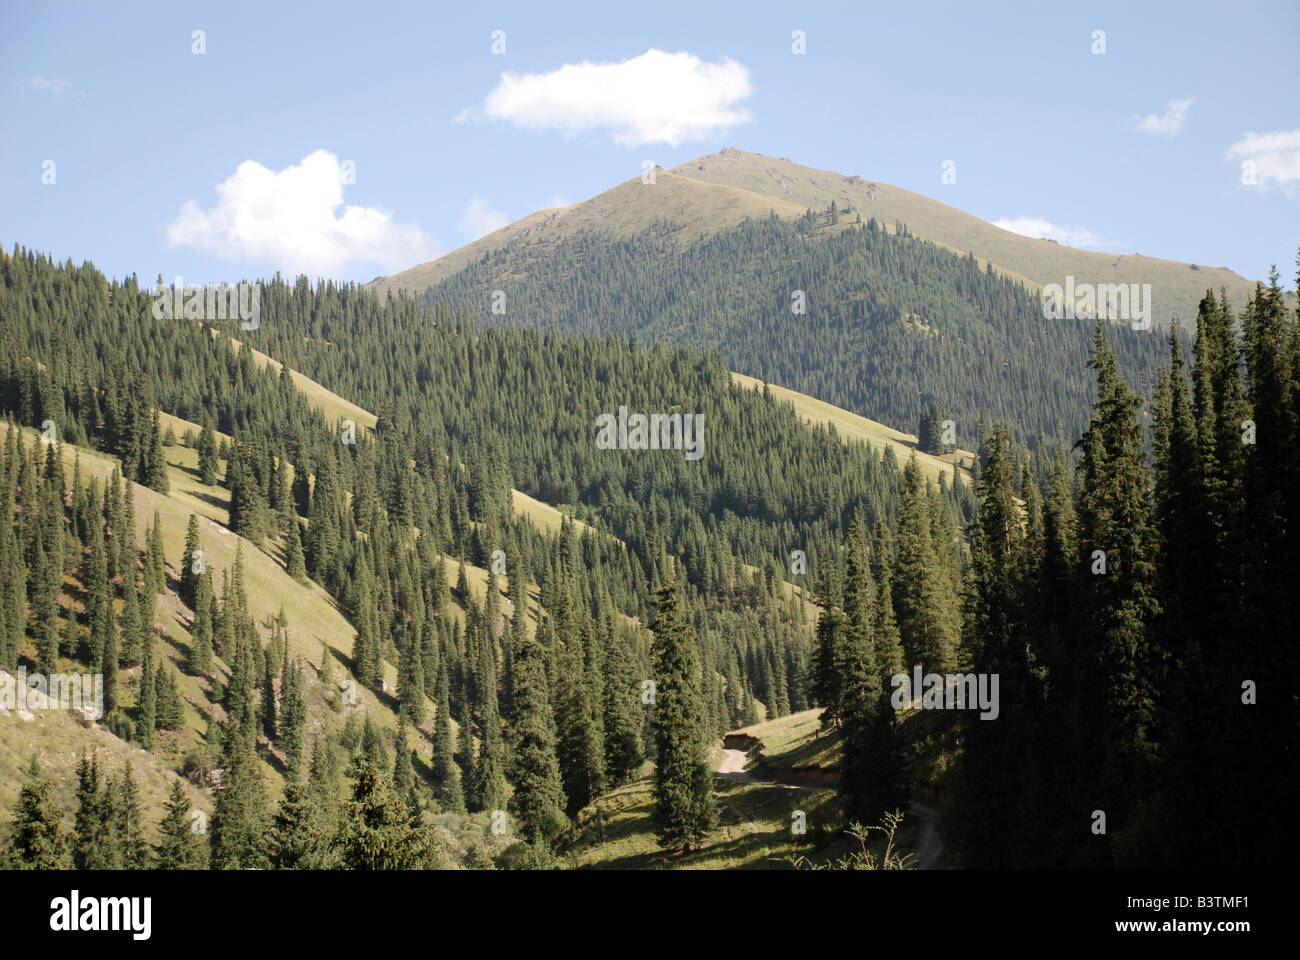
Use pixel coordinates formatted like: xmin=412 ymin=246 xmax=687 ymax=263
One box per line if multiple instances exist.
xmin=371 ymin=147 xmax=1264 ymax=328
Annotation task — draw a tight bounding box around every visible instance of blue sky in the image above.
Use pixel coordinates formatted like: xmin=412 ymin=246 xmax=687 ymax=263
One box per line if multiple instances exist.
xmin=2 ymin=0 xmax=1297 ymax=288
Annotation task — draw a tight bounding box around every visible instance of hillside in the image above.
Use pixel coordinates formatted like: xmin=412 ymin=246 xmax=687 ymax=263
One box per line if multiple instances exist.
xmin=383 ymin=201 xmax=1172 ymax=448
xmin=373 ymin=148 xmax=1265 ymax=331
xmin=369 ymin=170 xmax=810 ymax=299
xmin=671 ymin=149 xmax=1264 ymax=326
xmin=0 ymin=420 xmax=440 ymax=819
xmin=730 ymin=372 xmax=974 ymax=487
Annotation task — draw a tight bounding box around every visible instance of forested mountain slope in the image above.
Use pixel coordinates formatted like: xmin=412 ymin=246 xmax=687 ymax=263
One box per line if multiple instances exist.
xmin=2 ymin=247 xmax=977 ymax=867
xmin=404 ymin=210 xmax=1172 ymax=448
xmin=670 ymin=149 xmax=1262 ymax=324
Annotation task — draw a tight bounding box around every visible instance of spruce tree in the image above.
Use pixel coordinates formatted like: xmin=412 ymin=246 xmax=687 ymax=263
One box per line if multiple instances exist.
xmin=138 ymin=636 xmax=157 ymax=749
xmin=187 ymin=570 xmax=214 ymax=675
xmin=285 ymin=517 xmax=307 ymax=581
xmin=155 ymin=780 xmax=207 ymax=869
xmin=266 ymin=778 xmax=333 ymax=870
xmin=209 ymin=727 xmax=270 ymax=870
xmin=392 ymin=718 xmax=416 ymax=795
xmin=337 ymin=755 xmax=430 ymax=869
xmin=180 ymin=514 xmax=203 ymax=609
xmin=508 ymin=627 xmax=566 ymax=842
xmin=602 ymin=628 xmax=645 ymax=787
xmin=280 ymin=658 xmax=307 ymax=780
xmin=811 ymin=561 xmax=846 ymax=729
xmin=649 ymin=575 xmax=716 ymax=851
xmin=1076 ymin=325 xmax=1161 ymax=853
xmin=197 ymin=421 xmax=218 ymax=485
xmin=431 ymin=660 xmax=465 ymax=814
xmin=113 ymin=763 xmax=150 ymax=869
xmin=72 ymin=751 xmax=108 ymax=870
xmin=7 ymin=758 xmax=68 ymax=869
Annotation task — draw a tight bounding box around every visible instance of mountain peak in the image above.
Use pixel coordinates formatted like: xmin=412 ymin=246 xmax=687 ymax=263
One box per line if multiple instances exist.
xmin=372 ymin=148 xmax=1260 ymax=326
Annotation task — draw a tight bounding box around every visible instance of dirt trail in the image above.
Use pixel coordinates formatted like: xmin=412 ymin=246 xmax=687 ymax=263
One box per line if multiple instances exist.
xmin=717 ymin=747 xmax=752 ymax=779
xmin=908 ymin=802 xmax=943 ymax=869
xmin=713 ymin=746 xmax=944 ymax=868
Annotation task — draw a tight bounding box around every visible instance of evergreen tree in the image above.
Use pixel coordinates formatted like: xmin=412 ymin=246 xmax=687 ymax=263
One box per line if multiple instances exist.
xmin=196 ymin=418 xmax=217 ymax=481
xmin=7 ymin=758 xmax=68 ymax=869
xmin=602 ymin=628 xmax=645 ymax=786
xmin=279 ymin=658 xmax=307 ymax=780
xmin=894 ymin=454 xmax=960 ymax=674
xmin=138 ymin=635 xmax=156 ymax=748
xmin=209 ymin=728 xmax=270 ymax=869
xmin=155 ymin=665 xmax=183 ymax=730
xmin=811 ymin=562 xmax=846 ymax=729
xmin=509 ymin=627 xmax=566 ymax=842
xmin=556 ymin=619 xmax=605 ymax=816
xmin=180 ymin=514 xmax=203 ymax=609
xmin=870 ymin=523 xmax=905 ymax=683
xmin=649 ymin=575 xmax=716 ymax=851
xmin=72 ymin=751 xmax=109 ymax=869
xmin=431 ymin=660 xmax=465 ymax=813
xmin=113 ymin=763 xmax=150 ymax=869
xmin=155 ymin=780 xmax=207 ymax=869
xmin=266 ymin=778 xmax=333 ymax=869
xmin=187 ymin=569 xmax=214 ymax=675
xmin=336 ymin=755 xmax=431 ymax=869
xmin=1076 ymin=325 xmax=1161 ymax=856
xmin=285 ymin=517 xmax=307 ymax=581
xmin=261 ymin=660 xmax=279 ymax=741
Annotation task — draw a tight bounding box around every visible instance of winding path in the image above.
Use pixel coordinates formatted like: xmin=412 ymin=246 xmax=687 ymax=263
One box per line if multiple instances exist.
xmin=713 ymin=746 xmax=944 ymax=868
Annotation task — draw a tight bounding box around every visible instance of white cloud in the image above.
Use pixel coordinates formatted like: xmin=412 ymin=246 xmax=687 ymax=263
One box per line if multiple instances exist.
xmin=992 ymin=216 xmax=1123 ymax=251
xmin=542 ymin=193 xmax=571 ymax=210
xmin=165 ymin=150 xmax=439 ymax=277
xmin=457 ymin=48 xmax=754 ymax=148
xmin=1133 ymin=97 xmax=1195 ymax=136
xmin=459 ymin=196 xmax=510 ymax=240
xmin=29 ymin=76 xmax=70 ymax=94
xmin=1226 ymin=128 xmax=1300 ymax=191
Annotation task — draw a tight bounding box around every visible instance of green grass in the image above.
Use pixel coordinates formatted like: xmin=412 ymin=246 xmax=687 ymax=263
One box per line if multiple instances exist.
xmin=3 ymin=422 xmax=441 ymax=807
xmin=564 ymin=774 xmax=840 ymax=870
xmin=0 ymin=700 xmax=212 ymax=838
xmin=731 ymin=372 xmax=973 ymax=487
xmin=728 ymin=708 xmax=844 ymax=772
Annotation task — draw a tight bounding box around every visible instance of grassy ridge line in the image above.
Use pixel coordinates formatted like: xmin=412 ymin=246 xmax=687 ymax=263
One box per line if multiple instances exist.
xmin=215 ymin=326 xmax=600 ymax=540
xmin=213 ymin=328 xmax=378 ymax=432
xmin=673 ymin=149 xmax=1264 ymax=327
xmin=729 ymin=371 xmax=974 ymax=486
xmin=367 ymin=170 xmax=811 ymax=297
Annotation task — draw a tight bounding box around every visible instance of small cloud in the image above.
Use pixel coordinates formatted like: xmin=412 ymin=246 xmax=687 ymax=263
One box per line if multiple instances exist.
xmin=29 ymin=76 xmax=70 ymax=94
xmin=993 ymin=216 xmax=1124 ymax=251
xmin=542 ymin=193 xmax=571 ymax=210
xmin=457 ymin=48 xmax=754 ymax=148
xmin=1133 ymin=97 xmax=1195 ymax=137
xmin=1226 ymin=128 xmax=1300 ymax=192
xmin=458 ymin=196 xmax=510 ymax=240
xmin=165 ymin=149 xmax=439 ymax=277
